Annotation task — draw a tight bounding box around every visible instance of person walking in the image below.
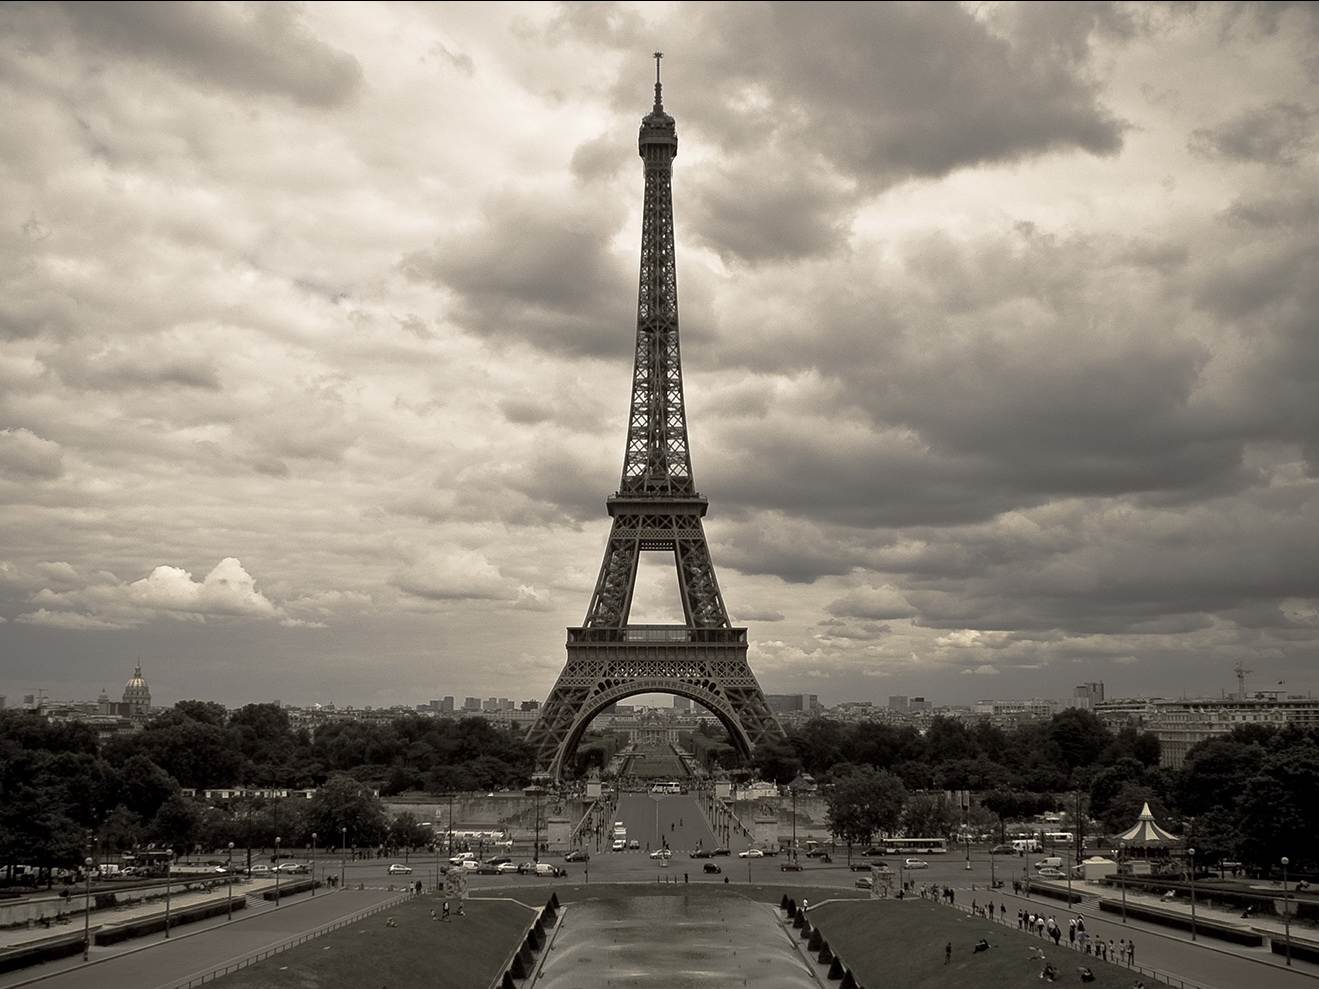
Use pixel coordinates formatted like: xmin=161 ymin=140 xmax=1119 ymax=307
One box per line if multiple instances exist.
xmin=945 ymin=941 xmax=952 ymax=965
xmin=1127 ymin=939 xmax=1135 ymax=965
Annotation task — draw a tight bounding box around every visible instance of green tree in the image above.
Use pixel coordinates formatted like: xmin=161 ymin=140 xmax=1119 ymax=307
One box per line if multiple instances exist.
xmin=824 ymin=767 xmax=908 ymax=858
xmin=173 ymin=700 xmax=228 ymax=728
xmin=902 ymin=793 xmax=956 ymax=838
xmin=752 ymin=739 xmax=802 ymax=786
xmin=149 ymin=792 xmax=201 ymax=853
xmin=305 ymin=775 xmax=388 ymax=848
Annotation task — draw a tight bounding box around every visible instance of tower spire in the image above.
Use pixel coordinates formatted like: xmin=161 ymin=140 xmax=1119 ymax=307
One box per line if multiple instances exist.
xmin=524 ymin=57 xmax=784 ymax=778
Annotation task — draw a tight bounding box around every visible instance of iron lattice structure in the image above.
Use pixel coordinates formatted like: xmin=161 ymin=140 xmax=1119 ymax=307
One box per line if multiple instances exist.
xmin=526 ymin=58 xmax=784 ymax=779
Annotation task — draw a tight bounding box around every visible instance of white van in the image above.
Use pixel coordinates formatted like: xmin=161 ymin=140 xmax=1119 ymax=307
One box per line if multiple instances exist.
xmin=1034 ymin=856 xmax=1063 ymax=871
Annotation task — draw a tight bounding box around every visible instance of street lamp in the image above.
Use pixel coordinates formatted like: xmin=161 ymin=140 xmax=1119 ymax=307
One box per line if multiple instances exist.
xmin=341 ymin=827 xmax=347 ymax=888
xmin=1114 ymin=845 xmax=1127 ymax=923
xmin=274 ymin=836 xmax=281 ymax=905
xmin=226 ymin=842 xmax=235 ymax=920
xmin=164 ymin=848 xmax=173 ymax=939
xmin=82 ymin=854 xmax=92 ymax=965
xmin=1187 ymin=847 xmax=1197 ymax=941
xmin=1282 ymin=856 xmax=1292 ymax=967
xmin=311 ymin=833 xmax=317 ymax=896
xmin=989 ymin=844 xmax=996 ymax=890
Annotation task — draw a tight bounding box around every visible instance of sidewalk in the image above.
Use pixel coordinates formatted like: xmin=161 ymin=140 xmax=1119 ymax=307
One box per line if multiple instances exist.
xmin=1087 ymin=881 xmax=1314 ymax=943
xmin=0 ymin=881 xmax=278 ymax=951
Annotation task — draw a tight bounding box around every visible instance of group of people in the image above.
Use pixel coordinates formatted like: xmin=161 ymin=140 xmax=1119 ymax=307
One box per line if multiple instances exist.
xmin=1015 ymin=910 xmax=1137 ymax=965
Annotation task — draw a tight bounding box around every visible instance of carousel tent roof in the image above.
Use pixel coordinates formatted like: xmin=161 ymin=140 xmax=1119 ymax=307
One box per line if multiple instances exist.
xmin=1117 ymin=802 xmax=1180 ymax=847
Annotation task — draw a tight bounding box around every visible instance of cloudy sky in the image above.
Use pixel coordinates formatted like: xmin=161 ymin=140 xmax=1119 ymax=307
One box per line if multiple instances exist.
xmin=2 ymin=2 xmax=1318 ymax=712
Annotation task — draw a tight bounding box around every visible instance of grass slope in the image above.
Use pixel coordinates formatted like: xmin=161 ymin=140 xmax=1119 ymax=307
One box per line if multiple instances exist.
xmin=205 ymin=895 xmax=531 ymax=989
xmin=814 ymin=899 xmax=1135 ymax=989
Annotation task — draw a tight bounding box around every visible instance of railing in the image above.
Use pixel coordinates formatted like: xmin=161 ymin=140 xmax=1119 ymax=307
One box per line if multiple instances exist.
xmin=947 ymin=900 xmax=1209 ymax=989
xmin=162 ymin=891 xmax=411 ymax=989
xmin=567 ymin=626 xmax=747 ymax=645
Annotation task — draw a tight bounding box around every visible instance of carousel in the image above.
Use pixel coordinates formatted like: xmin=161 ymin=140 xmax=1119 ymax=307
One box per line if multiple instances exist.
xmin=1115 ymin=801 xmax=1181 ymax=876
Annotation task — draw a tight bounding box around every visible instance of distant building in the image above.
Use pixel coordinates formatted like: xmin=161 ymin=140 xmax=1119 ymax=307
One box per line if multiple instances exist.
xmin=1073 ymin=682 xmax=1105 ymax=709
xmin=888 ymin=695 xmax=909 ymax=712
xmin=520 ymin=699 xmax=541 ymax=711
xmin=766 ymin=693 xmax=820 ymax=715
xmin=909 ymin=696 xmax=931 ymax=712
xmin=672 ymin=696 xmax=692 ymax=711
xmin=463 ymin=697 xmax=481 ymax=712
xmin=441 ymin=696 xmax=455 ymax=713
xmin=1149 ymin=697 xmax=1319 ymax=768
xmin=121 ymin=664 xmax=152 ymax=716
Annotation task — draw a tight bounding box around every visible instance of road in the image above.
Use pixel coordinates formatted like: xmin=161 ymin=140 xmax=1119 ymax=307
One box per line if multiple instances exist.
xmin=11 ymin=800 xmax=1316 ymax=989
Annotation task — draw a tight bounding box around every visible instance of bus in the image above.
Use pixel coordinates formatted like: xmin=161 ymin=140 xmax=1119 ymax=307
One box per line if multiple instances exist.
xmin=879 ymin=838 xmax=948 ymax=855
xmin=650 ymin=782 xmax=682 ymax=794
xmin=1043 ymin=832 xmax=1074 ymax=845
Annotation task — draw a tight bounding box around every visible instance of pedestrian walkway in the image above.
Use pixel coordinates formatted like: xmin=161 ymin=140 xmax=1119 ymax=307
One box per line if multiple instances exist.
xmin=0 ymin=880 xmax=278 ymax=951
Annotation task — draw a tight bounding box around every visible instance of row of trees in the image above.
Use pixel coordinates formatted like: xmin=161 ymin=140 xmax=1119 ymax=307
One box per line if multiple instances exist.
xmin=0 ymin=705 xmax=532 ymax=881
xmin=792 ymin=714 xmax=1319 ymax=873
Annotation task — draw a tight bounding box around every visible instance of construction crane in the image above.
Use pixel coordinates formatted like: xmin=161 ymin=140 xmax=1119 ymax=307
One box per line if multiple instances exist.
xmin=1233 ymin=661 xmax=1252 ymax=700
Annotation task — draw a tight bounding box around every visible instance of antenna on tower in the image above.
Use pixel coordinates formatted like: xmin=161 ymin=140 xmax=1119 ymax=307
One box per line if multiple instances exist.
xmin=1233 ymin=661 xmax=1252 ymax=700
xmin=653 ymin=51 xmax=664 ymax=109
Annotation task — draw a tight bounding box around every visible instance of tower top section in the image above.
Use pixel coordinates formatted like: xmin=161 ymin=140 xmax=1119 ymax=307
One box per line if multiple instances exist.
xmin=639 ymin=51 xmax=677 ymax=159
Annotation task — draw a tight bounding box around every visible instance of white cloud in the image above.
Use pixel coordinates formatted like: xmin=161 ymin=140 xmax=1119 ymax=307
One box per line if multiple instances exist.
xmin=961 ymin=664 xmax=1001 ymax=676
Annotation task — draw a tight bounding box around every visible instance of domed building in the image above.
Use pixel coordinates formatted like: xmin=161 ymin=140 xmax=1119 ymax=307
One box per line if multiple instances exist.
xmin=122 ymin=664 xmax=152 ymax=716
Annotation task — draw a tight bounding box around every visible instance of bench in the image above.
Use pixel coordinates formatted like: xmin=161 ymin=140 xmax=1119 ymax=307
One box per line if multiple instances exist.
xmin=1097 ymin=899 xmax=1263 ymax=946
xmin=95 ymin=896 xmax=246 ymax=945
xmin=0 ymin=929 xmax=90 ymax=974
xmin=1254 ymin=928 xmax=1319 ymax=964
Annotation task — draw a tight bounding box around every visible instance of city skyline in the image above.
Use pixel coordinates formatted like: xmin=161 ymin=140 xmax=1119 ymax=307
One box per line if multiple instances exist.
xmin=3 ymin=4 xmax=1319 ymax=710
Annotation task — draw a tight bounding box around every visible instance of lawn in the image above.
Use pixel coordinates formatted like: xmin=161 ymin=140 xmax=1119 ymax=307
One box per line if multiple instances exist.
xmin=204 ymin=894 xmax=532 ymax=989
xmin=812 ymin=898 xmax=1135 ymax=989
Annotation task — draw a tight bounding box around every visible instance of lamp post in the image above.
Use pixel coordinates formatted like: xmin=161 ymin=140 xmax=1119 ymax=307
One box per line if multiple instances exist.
xmin=989 ymin=844 xmax=996 ymax=890
xmin=447 ymin=793 xmax=454 ymax=859
xmin=964 ymin=830 xmax=972 ymax=872
xmin=226 ymin=842 xmax=234 ymax=920
xmin=790 ymin=783 xmax=798 ymax=863
xmin=341 ymin=827 xmax=348 ymax=888
xmin=82 ymin=854 xmax=92 ymax=965
xmin=311 ymin=833 xmax=317 ymax=895
xmin=164 ymin=848 xmax=173 ymax=939
xmin=1114 ymin=845 xmax=1127 ymax=924
xmin=1282 ymin=856 xmax=1292 ymax=967
xmin=1188 ymin=847 xmax=1197 ymax=941
xmin=274 ymin=836 xmax=281 ymax=905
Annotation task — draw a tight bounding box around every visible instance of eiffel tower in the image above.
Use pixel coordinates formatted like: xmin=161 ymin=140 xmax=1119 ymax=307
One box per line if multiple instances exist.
xmin=526 ymin=55 xmax=784 ymax=780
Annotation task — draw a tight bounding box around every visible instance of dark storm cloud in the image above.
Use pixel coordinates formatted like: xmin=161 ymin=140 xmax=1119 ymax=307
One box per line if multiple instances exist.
xmin=58 ymin=2 xmax=362 ymax=108
xmin=401 ymin=190 xmax=633 ymax=358
xmin=551 ymin=3 xmax=1126 ymax=263
xmin=685 ymin=154 xmax=855 ymax=263
xmin=1189 ymin=102 xmax=1318 ymax=166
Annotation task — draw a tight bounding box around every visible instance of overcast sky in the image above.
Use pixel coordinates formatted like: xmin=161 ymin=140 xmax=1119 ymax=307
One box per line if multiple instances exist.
xmin=2 ymin=2 xmax=1318 ymax=711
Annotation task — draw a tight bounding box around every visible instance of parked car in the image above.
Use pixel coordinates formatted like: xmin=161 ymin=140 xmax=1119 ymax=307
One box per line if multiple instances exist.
xmin=485 ymin=856 xmax=511 ymax=867
xmin=738 ymin=848 xmax=764 ymax=859
xmin=904 ymin=858 xmax=929 ymax=870
xmin=277 ymin=862 xmax=308 ymax=874
xmin=855 ymin=876 xmax=874 ymax=890
xmin=449 ymin=852 xmax=476 ymax=865
xmin=628 ymin=839 xmax=640 ymax=850
xmin=496 ymin=862 xmax=519 ymax=874
xmin=612 ymin=839 xmax=626 ymax=851
xmin=564 ymin=850 xmax=590 ymax=862
xmin=780 ymin=861 xmax=803 ymax=872
xmin=703 ymin=863 xmax=722 ymax=874
xmin=516 ymin=861 xmax=537 ymax=874
xmin=461 ymin=860 xmax=480 ymax=871
xmin=388 ymin=863 xmax=413 ymax=875
xmin=477 ymin=863 xmax=500 ymax=875
xmin=534 ymin=863 xmax=566 ymax=878
xmin=849 ymin=862 xmax=877 ymax=872
xmin=806 ymin=848 xmax=830 ymax=858
xmin=711 ymin=847 xmax=731 ymax=857
xmin=649 ymin=849 xmax=672 ymax=860
xmin=990 ymin=844 xmax=1016 ymax=856
xmin=1037 ymin=867 xmax=1066 ymax=880
xmin=249 ymin=864 xmax=272 ymax=876
xmin=689 ymin=849 xmax=711 ymax=859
